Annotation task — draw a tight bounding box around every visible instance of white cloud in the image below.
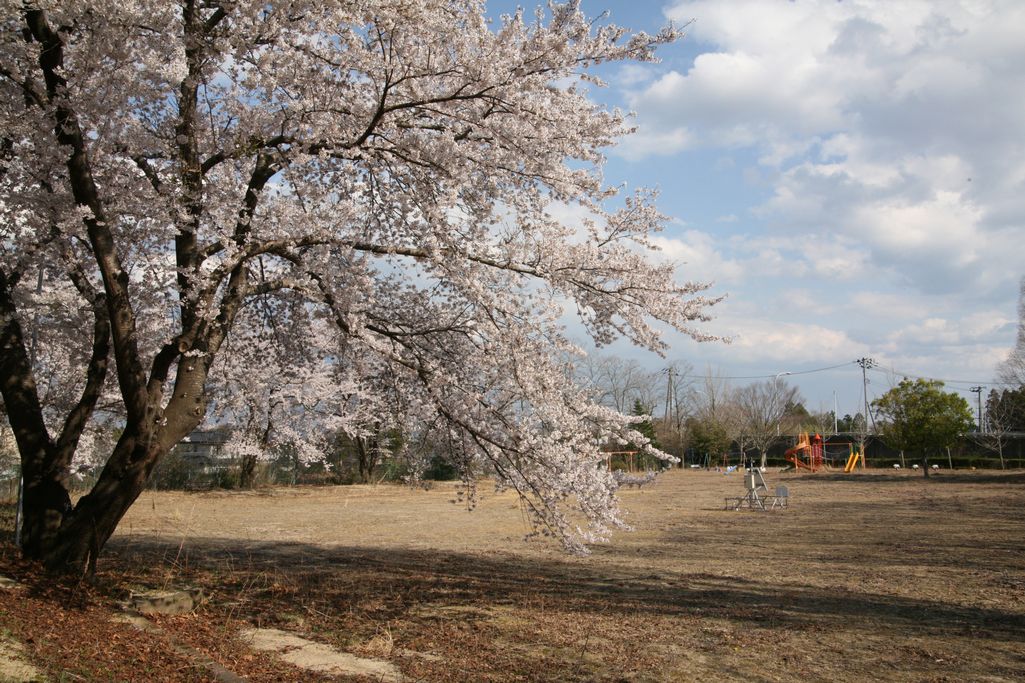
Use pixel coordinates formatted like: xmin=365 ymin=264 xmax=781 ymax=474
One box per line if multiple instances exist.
xmin=854 ymin=192 xmax=981 ymax=263
xmin=615 ymin=124 xmax=694 ymax=161
xmin=612 ymin=0 xmax=1025 ymax=300
xmin=872 ymin=308 xmax=1015 ymax=385
xmin=848 ymin=291 xmax=926 ymax=321
xmin=886 ymin=311 xmax=1011 ymax=349
xmin=798 ymin=236 xmax=870 ymax=281
xmin=650 ymin=231 xmax=745 ymax=284
xmin=716 ymin=315 xmax=864 ymax=364
xmin=616 ymin=63 xmax=656 ymax=88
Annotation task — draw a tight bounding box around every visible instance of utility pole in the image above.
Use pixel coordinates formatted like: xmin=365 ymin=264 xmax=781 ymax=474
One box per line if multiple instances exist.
xmin=773 ymin=371 xmax=792 ymax=436
xmin=663 ymin=366 xmax=675 ymax=424
xmin=833 ymin=390 xmax=838 ymax=434
xmin=970 ymin=386 xmax=983 ymax=432
xmin=856 ymin=357 xmax=876 ymax=468
xmin=662 ymin=367 xmax=677 ymax=465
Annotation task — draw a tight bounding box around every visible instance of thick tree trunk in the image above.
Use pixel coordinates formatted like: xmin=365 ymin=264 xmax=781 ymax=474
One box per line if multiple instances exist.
xmin=20 ymin=474 xmax=72 ymax=560
xmin=39 ymin=430 xmax=167 ymax=574
xmin=1 ymin=269 xmax=73 ymax=559
xmin=10 ymin=7 xmax=241 ymax=575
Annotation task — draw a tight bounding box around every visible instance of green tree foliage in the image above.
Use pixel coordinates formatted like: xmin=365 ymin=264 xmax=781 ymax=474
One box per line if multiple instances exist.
xmin=686 ymin=417 xmax=731 ymax=465
xmin=872 ymin=379 xmax=974 ymax=476
xmin=782 ymin=400 xmax=810 ymax=422
xmin=629 ymin=399 xmax=660 ymax=450
xmin=836 ymin=413 xmax=866 ymax=433
xmin=986 ymin=388 xmax=1025 ymax=432
xmin=608 ymin=399 xmax=662 ymax=471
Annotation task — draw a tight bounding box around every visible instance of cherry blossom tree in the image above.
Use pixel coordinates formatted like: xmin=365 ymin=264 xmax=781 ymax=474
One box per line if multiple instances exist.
xmin=0 ymin=0 xmax=718 ymax=573
xmin=208 ymin=298 xmax=356 ymax=485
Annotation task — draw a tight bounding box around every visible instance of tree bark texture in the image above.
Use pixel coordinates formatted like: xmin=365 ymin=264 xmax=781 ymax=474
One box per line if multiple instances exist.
xmin=40 ymin=431 xmax=166 ymax=573
xmin=1 ymin=270 xmax=71 ymax=558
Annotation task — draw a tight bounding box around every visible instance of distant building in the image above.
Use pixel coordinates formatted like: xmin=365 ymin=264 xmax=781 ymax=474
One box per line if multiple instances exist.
xmin=173 ymin=427 xmax=233 ymax=469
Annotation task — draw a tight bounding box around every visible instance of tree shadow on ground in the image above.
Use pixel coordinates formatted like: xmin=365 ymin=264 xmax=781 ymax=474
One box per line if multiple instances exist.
xmin=105 ymin=535 xmax=1025 ymax=644
xmin=807 ymin=471 xmax=1025 ymax=485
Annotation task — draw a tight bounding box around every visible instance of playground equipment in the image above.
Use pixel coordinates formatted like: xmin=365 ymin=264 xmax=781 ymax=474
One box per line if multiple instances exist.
xmin=603 ymin=450 xmax=640 ymax=472
xmin=724 ymin=468 xmax=789 ymax=511
xmin=781 ymin=433 xmax=862 ymax=472
xmin=784 ymin=432 xmax=824 ymax=472
xmin=844 ymin=448 xmax=863 ymax=472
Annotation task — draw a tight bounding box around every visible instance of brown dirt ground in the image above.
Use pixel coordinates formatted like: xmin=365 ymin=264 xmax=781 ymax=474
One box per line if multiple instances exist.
xmin=2 ymin=468 xmax=1025 ymax=682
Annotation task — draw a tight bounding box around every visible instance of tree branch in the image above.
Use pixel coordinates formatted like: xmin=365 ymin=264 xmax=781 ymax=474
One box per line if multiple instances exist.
xmin=24 ymin=8 xmax=150 ymax=425
xmin=53 ymin=260 xmax=111 ymax=465
xmin=0 ymin=268 xmax=55 ymax=464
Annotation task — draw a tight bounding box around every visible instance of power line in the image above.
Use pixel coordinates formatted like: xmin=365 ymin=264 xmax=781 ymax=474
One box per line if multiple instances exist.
xmin=670 ymin=361 xmax=857 ymax=381
xmin=663 ymin=360 xmax=1012 ymax=387
xmin=869 ymin=365 xmax=1017 ymax=387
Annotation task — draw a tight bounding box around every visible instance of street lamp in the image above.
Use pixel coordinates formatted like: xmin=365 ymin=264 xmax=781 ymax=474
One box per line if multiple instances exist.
xmin=774 ymin=371 xmax=792 ymax=436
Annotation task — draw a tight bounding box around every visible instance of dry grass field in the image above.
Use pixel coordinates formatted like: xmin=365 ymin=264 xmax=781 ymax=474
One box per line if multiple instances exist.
xmin=3 ymin=468 xmax=1025 ymax=681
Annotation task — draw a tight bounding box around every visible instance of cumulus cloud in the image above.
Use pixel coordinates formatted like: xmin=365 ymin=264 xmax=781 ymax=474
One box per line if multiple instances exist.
xmin=885 ymin=311 xmax=1012 ymax=349
xmin=613 ymin=0 xmax=1025 ymax=304
xmin=872 ymin=309 xmax=1015 ymax=384
xmin=848 ymin=291 xmax=927 ymax=321
xmin=711 ymin=314 xmax=865 ymax=364
xmin=650 ymin=231 xmax=745 ymax=284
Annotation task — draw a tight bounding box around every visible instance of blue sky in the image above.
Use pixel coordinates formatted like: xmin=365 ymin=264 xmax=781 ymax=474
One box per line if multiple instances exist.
xmin=489 ymin=0 xmax=1025 ymax=417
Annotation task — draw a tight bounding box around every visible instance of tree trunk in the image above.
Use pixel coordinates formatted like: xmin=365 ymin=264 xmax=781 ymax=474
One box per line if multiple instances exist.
xmin=2 ymin=269 xmax=75 ymax=560
xmin=37 ymin=430 xmax=166 ymax=574
xmin=356 ymin=437 xmax=372 ymax=484
xmin=238 ymin=454 xmax=257 ymax=489
xmin=20 ymin=473 xmax=72 ymax=560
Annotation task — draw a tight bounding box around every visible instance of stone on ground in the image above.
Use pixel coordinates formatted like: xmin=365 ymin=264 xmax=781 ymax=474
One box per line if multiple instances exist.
xmin=0 ymin=634 xmax=43 ymax=683
xmin=128 ymin=588 xmax=204 ymax=616
xmin=241 ymin=627 xmax=404 ymax=682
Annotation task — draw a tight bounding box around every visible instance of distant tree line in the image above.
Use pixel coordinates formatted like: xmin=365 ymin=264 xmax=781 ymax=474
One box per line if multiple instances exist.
xmin=579 ymin=353 xmax=1025 ymax=472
